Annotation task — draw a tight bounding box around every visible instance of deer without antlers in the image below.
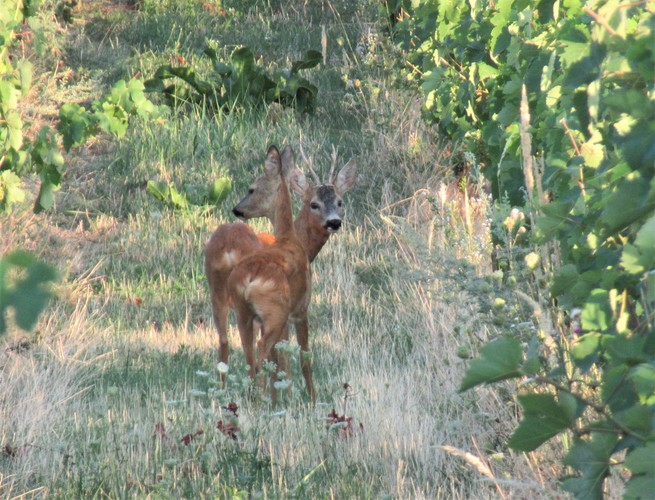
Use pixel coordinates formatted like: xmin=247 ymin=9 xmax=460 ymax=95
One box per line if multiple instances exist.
xmin=204 ymin=144 xmax=356 ymax=400
xmin=228 ymin=145 xmax=310 ymax=403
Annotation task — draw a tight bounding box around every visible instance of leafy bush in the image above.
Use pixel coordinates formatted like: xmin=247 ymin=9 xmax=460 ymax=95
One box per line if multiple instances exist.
xmin=397 ymin=1 xmax=655 ymax=497
xmin=1 ymin=0 xmax=162 ymax=213
xmin=144 ymin=47 xmax=322 ymax=113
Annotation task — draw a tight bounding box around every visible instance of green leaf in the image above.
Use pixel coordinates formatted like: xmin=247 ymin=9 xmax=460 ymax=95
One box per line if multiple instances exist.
xmin=550 ymin=264 xmax=578 ymax=300
xmin=625 ymin=443 xmax=655 ymax=499
xmin=146 ymin=180 xmax=169 ymax=203
xmin=291 ymin=50 xmax=322 ymax=72
xmin=562 ymin=432 xmax=618 ymax=500
xmin=97 ymin=103 xmax=129 ymax=137
xmin=580 ymin=289 xmax=610 ymax=332
xmin=0 ymin=251 xmax=58 ymax=335
xmin=571 ymin=332 xmax=600 ymax=370
xmin=18 ymin=59 xmax=33 ymax=96
xmin=601 ymin=177 xmax=654 ymax=234
xmin=459 ymin=337 xmax=522 ymax=392
xmin=168 ymin=184 xmax=188 ymax=209
xmin=627 ymin=363 xmax=655 ymax=405
xmin=0 ymin=80 xmax=18 ymax=110
xmin=0 ymin=170 xmax=25 ymax=213
xmin=5 ymin=112 xmax=23 ymax=150
xmin=208 ymin=177 xmax=232 ymax=204
xmin=508 ymin=393 xmax=577 ymax=451
xmin=58 ymin=103 xmax=94 ymax=151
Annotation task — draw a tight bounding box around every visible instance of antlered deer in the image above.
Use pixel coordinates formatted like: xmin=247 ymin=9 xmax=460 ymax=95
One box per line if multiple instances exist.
xmin=204 ymin=145 xmax=356 ymax=400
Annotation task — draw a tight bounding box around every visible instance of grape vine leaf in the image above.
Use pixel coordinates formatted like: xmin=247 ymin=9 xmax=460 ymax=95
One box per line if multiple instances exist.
xmin=507 ymin=393 xmax=577 ymax=451
xmin=459 ymin=337 xmax=522 ymax=392
xmin=624 ymin=442 xmax=655 ymax=499
xmin=562 ymin=432 xmax=618 ymax=500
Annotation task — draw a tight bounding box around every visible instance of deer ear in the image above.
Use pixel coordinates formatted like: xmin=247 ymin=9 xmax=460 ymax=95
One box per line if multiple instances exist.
xmin=264 ymin=145 xmax=282 ymax=176
xmin=288 ymin=168 xmax=310 ymax=196
xmin=280 ymin=145 xmax=296 ymax=174
xmin=334 ymin=158 xmax=357 ymax=195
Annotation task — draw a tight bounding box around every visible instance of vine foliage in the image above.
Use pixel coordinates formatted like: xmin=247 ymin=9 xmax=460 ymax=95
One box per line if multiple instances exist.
xmin=1 ymin=1 xmax=159 ymax=334
xmin=397 ymin=1 xmax=655 ymax=497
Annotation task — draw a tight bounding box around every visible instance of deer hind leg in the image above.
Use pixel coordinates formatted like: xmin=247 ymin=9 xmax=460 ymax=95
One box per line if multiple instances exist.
xmin=294 ymin=316 xmax=316 ymax=403
xmin=256 ymin=314 xmax=290 ymax=405
xmin=208 ymin=271 xmax=230 ymax=367
xmin=233 ymin=303 xmax=257 ymax=382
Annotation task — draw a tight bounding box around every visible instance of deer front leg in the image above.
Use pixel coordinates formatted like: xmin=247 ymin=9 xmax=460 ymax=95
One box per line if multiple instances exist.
xmin=294 ymin=316 xmax=316 ymax=403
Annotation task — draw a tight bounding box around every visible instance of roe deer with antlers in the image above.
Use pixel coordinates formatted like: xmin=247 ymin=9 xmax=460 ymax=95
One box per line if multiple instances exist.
xmin=204 ymin=145 xmax=357 ymax=392
xmin=227 ymin=145 xmax=311 ymax=402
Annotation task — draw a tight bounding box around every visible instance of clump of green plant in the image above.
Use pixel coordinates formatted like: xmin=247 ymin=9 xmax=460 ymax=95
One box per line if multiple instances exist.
xmin=144 ymin=46 xmax=322 ymax=113
xmin=1 ymin=1 xmax=163 ymax=213
xmin=398 ymin=1 xmax=655 ymax=498
xmin=146 ymin=177 xmax=231 ymax=210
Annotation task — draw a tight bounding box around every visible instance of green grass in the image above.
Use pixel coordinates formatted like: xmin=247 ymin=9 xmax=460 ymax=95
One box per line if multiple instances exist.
xmin=0 ymin=0 xmax=569 ymax=498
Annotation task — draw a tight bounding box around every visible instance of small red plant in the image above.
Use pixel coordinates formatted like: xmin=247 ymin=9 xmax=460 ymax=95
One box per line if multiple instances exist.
xmin=180 ymin=430 xmax=204 ymax=446
xmin=217 ymin=420 xmax=239 ymax=440
xmin=326 ymin=383 xmax=363 ymax=438
xmin=217 ymin=401 xmax=240 ymax=440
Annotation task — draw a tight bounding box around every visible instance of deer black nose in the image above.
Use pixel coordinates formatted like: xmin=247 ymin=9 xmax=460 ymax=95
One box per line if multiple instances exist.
xmin=326 ymin=219 xmax=342 ymax=231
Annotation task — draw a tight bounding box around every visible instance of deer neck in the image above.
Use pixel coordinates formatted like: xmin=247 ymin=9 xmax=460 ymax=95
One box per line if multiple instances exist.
xmin=272 ymin=180 xmax=295 ymax=240
xmin=293 ymin=206 xmax=330 ymax=263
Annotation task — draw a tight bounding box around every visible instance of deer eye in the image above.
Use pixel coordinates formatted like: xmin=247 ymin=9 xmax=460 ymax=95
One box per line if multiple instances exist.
xmin=310 ymin=202 xmax=320 ymax=210
xmin=337 ymin=200 xmax=343 ymax=207
xmin=248 ymin=188 xmax=255 ymax=195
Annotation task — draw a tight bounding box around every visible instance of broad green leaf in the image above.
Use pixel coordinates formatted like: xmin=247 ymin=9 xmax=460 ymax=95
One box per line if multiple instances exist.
xmin=291 ymin=50 xmax=322 ymax=72
xmin=0 ymin=251 xmax=58 ymax=335
xmin=580 ymin=289 xmax=610 ymax=332
xmin=550 ymin=264 xmax=578 ymax=300
xmin=98 ymin=103 xmax=128 ymax=137
xmin=0 ymin=80 xmax=18 ymax=110
xmin=146 ymin=180 xmax=169 ymax=202
xmin=614 ymin=404 xmax=652 ymax=436
xmin=209 ymin=177 xmax=232 ymax=205
xmin=562 ymin=432 xmax=618 ymax=500
xmin=168 ymin=184 xmax=188 ymax=209
xmin=621 ymin=243 xmax=646 ymax=274
xmin=624 ymin=443 xmax=655 ymax=500
xmin=458 ymin=337 xmax=522 ymax=392
xmin=18 ymin=59 xmax=33 ymax=96
xmin=0 ymin=170 xmax=25 ymax=212
xmin=571 ymin=332 xmax=600 ymax=370
xmin=58 ymin=103 xmax=94 ymax=151
xmin=5 ymin=112 xmax=23 ymax=150
xmin=508 ymin=393 xmax=577 ymax=451
xmin=602 ymin=364 xmax=638 ymax=412
xmin=601 ymin=177 xmax=654 ymax=234
xmin=627 ymin=363 xmax=655 ymax=405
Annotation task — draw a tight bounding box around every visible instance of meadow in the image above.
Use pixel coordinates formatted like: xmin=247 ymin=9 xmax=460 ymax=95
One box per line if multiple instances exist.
xmin=1 ymin=1 xmax=565 ymax=497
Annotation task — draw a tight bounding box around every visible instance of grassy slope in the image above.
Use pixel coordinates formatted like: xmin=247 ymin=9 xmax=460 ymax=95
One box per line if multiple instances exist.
xmin=0 ymin=1 xmax=562 ymax=497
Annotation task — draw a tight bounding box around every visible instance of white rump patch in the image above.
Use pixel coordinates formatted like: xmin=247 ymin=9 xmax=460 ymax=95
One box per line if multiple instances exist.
xmin=221 ymin=251 xmax=240 ymax=268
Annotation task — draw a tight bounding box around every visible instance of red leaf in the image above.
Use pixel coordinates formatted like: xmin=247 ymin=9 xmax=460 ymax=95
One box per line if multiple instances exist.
xmin=223 ymin=402 xmax=239 ymax=417
xmin=217 ymin=420 xmax=239 ymax=440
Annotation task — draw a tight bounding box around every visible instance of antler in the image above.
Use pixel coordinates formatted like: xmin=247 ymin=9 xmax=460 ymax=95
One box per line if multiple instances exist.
xmin=328 ymin=145 xmax=339 ymax=184
xmin=298 ymin=142 xmax=321 ymax=185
